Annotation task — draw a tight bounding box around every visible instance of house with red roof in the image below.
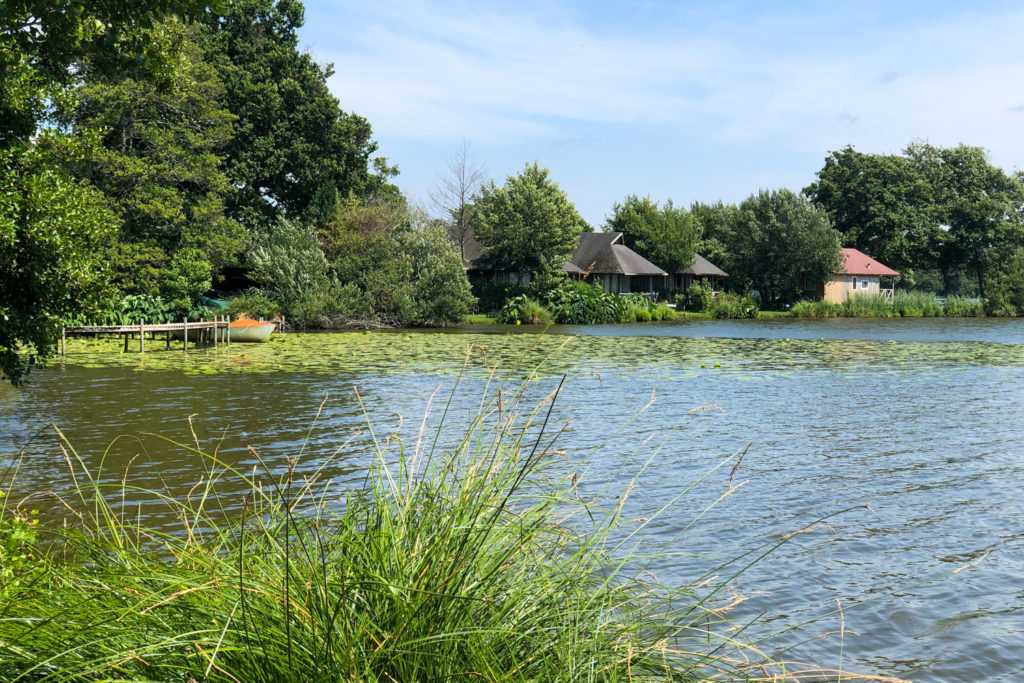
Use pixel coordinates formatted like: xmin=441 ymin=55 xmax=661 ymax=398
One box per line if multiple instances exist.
xmin=802 ymin=248 xmax=900 ymax=304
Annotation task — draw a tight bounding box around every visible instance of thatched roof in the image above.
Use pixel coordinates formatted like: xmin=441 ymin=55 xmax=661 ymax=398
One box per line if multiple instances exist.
xmin=678 ymin=254 xmax=728 ymax=277
xmin=567 ymin=233 xmax=667 ymax=277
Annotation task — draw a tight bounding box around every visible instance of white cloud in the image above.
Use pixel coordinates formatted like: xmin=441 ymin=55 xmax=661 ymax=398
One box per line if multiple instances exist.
xmin=313 ymin=0 xmax=1024 ymax=172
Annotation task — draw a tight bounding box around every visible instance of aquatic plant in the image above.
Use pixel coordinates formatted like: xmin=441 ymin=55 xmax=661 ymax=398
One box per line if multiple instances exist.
xmin=496 ymin=294 xmax=554 ymax=324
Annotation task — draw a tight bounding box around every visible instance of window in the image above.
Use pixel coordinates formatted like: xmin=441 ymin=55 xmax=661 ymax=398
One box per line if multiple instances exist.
xmin=852 ymin=277 xmax=858 ymax=289
xmin=862 ymin=280 xmax=868 ymax=289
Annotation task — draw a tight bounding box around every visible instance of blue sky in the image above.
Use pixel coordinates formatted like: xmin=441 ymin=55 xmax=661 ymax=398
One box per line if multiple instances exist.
xmin=299 ymin=0 xmax=1024 ymax=227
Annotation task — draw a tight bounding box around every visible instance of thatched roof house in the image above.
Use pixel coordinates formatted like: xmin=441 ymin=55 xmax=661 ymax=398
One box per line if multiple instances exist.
xmin=565 ymin=233 xmax=667 ymax=294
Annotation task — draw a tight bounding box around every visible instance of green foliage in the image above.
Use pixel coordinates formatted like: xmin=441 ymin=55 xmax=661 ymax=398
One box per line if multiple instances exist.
xmin=805 ymin=146 xmax=939 ymax=283
xmin=249 ymin=216 xmax=331 ymax=309
xmin=321 ymin=200 xmax=474 ymax=327
xmin=729 ymin=190 xmax=842 ymax=308
xmin=982 ymin=246 xmax=1024 ymax=316
xmin=942 ymin=295 xmax=984 ymax=317
xmin=495 ymin=295 xmax=554 ymax=325
xmin=677 ymin=280 xmax=713 ymax=312
xmin=606 ymin=195 xmax=701 ymax=273
xmin=0 ymin=144 xmax=116 ymax=384
xmin=470 ymin=280 xmax=528 ymax=314
xmin=0 ymin=0 xmax=214 ymax=141
xmin=709 ymin=292 xmax=759 ymax=319
xmin=905 ymin=143 xmax=1024 ymax=300
xmin=473 ymin=161 xmax=588 ymax=281
xmin=226 ymin=290 xmax=282 ymax=321
xmin=200 ymin=0 xmax=398 ymax=225
xmin=892 ymin=291 xmax=941 ymax=317
xmin=541 ymin=280 xmax=626 ymax=324
xmin=0 ymin=491 xmax=39 ymax=590
xmin=56 ymin=19 xmax=245 ymax=295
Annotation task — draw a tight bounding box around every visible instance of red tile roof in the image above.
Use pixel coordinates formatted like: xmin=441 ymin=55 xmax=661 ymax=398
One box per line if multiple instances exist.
xmin=837 ymin=248 xmax=899 ymax=276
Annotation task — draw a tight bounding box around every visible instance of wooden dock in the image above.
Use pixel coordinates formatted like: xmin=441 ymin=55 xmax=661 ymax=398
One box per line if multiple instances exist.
xmin=61 ymin=317 xmax=231 ymax=355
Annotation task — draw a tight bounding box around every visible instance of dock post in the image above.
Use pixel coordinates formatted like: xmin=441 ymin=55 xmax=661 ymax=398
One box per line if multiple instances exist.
xmin=139 ymin=321 xmax=144 ymax=353
xmin=166 ymin=327 xmax=170 ymax=350
xmin=61 ymin=326 xmax=66 ymax=357
xmin=213 ymin=316 xmax=219 ymax=348
xmin=183 ymin=318 xmax=188 ymax=354
xmin=226 ymin=316 xmax=230 ymax=347
xmin=123 ymin=332 xmax=129 ymax=353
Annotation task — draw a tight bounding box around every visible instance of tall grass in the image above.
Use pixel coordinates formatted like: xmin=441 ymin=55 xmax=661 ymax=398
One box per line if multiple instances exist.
xmin=791 ymin=291 xmax=983 ymax=318
xmin=0 ymin=377 xmax=886 ymax=681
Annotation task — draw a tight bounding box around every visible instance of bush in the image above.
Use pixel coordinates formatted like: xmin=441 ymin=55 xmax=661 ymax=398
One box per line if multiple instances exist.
xmin=789 ymin=300 xmax=841 ymax=318
xmin=541 ymin=280 xmax=626 ymax=324
xmin=471 ymin=280 xmax=528 ymax=314
xmin=709 ymin=292 xmax=759 ymax=319
xmin=226 ymin=291 xmax=281 ymax=321
xmin=496 ymin=295 xmax=554 ymax=325
xmin=676 ymin=280 xmax=713 ymax=312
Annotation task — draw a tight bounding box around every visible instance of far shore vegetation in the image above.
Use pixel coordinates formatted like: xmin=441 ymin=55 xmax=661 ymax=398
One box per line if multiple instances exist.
xmin=4 ymin=0 xmax=1024 ymax=387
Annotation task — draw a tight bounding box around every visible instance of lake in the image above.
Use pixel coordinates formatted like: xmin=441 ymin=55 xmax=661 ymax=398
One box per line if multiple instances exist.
xmin=2 ymin=317 xmax=1023 ymax=681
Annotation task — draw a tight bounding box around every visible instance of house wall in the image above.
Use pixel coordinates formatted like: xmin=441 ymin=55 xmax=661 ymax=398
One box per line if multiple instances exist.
xmin=823 ymin=275 xmax=881 ymax=303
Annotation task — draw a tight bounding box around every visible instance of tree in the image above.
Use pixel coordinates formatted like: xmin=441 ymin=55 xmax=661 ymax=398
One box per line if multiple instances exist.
xmin=430 ymin=140 xmax=487 ymax=263
xmin=729 ymin=189 xmax=841 ymax=307
xmin=200 ymin=0 xmax=397 ymax=226
xmin=905 ymin=142 xmax=1024 ymax=301
xmin=324 ymin=198 xmax=474 ymax=326
xmin=1 ymin=0 xmax=214 ymax=383
xmin=805 ymin=146 xmax=939 ymax=283
xmin=58 ymin=19 xmax=245 ymax=303
xmin=0 ymin=143 xmax=116 ymax=383
xmin=473 ymin=162 xmax=587 ymax=285
xmin=1 ymin=0 xmax=215 ymax=141
xmin=605 ymin=195 xmax=701 ymax=273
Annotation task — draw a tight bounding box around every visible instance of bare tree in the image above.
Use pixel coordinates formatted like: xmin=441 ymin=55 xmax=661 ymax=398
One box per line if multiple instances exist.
xmin=430 ymin=140 xmax=488 ymax=263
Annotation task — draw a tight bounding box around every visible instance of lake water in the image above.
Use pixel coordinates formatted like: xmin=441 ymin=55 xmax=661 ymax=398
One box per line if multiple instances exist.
xmin=2 ymin=318 xmax=1023 ymax=681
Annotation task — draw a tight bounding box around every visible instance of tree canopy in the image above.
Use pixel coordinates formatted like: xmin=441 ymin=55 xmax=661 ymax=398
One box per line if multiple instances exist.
xmin=805 ymin=146 xmax=938 ymax=283
xmin=728 ymin=189 xmax=841 ymax=307
xmin=473 ymin=162 xmax=587 ymax=283
xmin=605 ymin=195 xmax=701 ymax=273
xmin=201 ymin=0 xmax=397 ymax=226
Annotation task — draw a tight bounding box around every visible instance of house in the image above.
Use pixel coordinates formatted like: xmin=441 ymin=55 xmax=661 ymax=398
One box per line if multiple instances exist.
xmin=564 ymin=233 xmax=667 ymax=294
xmin=450 ymin=226 xmax=533 ymax=286
xmin=671 ymin=254 xmax=728 ymax=294
xmin=803 ymin=248 xmax=899 ymax=303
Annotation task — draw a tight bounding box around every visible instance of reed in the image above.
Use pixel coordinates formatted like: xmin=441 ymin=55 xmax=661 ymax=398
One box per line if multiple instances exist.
xmin=0 ymin=377 xmax=886 ymax=681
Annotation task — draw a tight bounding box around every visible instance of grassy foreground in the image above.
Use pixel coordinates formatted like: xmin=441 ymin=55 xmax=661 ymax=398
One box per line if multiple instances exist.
xmin=0 ymin=377 xmax=892 ymax=682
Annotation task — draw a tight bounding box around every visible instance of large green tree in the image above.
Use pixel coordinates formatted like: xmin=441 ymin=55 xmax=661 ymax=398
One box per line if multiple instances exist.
xmin=201 ymin=0 xmax=397 ymax=226
xmin=473 ymin=162 xmax=588 ymax=285
xmin=905 ymin=142 xmax=1024 ymax=300
xmin=728 ymin=189 xmax=842 ymax=307
xmin=805 ymin=146 xmax=938 ymax=283
xmin=1 ymin=0 xmax=216 ymax=383
xmin=605 ymin=195 xmax=701 ymax=273
xmin=0 ymin=143 xmax=116 ymax=384
xmin=59 ymin=19 xmax=245 ymax=303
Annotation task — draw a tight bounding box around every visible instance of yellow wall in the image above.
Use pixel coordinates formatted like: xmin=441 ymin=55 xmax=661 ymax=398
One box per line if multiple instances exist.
xmin=823 ymin=275 xmax=881 ymax=303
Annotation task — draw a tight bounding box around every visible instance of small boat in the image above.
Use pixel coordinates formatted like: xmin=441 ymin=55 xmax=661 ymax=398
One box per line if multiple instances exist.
xmin=227 ymin=318 xmax=276 ymax=343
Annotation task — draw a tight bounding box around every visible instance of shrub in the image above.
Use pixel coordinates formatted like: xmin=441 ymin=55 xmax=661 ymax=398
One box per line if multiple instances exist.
xmin=709 ymin=292 xmax=759 ymax=319
xmin=541 ymin=280 xmax=626 ymax=324
xmin=496 ymin=295 xmax=554 ymax=324
xmin=677 ymin=280 xmax=713 ymax=312
xmin=843 ymin=293 xmax=897 ymax=317
xmin=471 ymin=280 xmax=528 ymax=314
xmin=226 ymin=291 xmax=281 ymax=321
